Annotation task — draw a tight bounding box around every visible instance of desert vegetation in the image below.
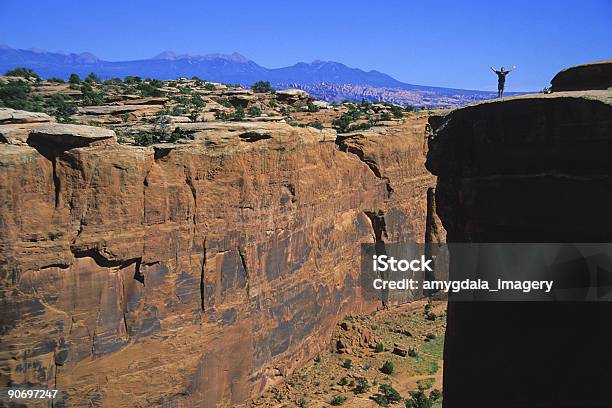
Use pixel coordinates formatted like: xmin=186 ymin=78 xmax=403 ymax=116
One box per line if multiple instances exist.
xmin=245 ymin=300 xmax=446 ymax=407
xmin=1 ymin=67 xmax=418 ymax=147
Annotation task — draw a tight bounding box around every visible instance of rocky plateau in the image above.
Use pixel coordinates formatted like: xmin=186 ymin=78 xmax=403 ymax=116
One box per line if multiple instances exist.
xmin=0 ymin=73 xmax=441 ymax=407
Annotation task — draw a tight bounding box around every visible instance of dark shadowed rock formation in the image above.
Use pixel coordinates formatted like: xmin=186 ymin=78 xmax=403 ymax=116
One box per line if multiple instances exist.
xmin=0 ymin=112 xmax=436 ymax=406
xmin=427 ymin=64 xmax=612 ymax=407
xmin=551 ymin=59 xmax=612 ymax=92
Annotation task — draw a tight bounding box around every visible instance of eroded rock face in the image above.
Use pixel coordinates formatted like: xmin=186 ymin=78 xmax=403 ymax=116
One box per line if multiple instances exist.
xmin=427 ymin=86 xmax=612 ymax=406
xmin=0 ymin=115 xmax=435 ymax=406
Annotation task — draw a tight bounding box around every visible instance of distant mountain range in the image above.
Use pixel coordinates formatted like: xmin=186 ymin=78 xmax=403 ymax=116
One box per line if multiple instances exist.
xmin=0 ymin=45 xmax=509 ymax=107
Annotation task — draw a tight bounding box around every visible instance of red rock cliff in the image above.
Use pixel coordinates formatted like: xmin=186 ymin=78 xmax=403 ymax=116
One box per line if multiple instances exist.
xmin=0 ymin=112 xmax=435 ymax=406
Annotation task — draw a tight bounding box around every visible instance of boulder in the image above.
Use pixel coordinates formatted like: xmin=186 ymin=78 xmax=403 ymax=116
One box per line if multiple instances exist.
xmin=1 ymin=123 xmax=40 ymax=145
xmin=312 ymin=100 xmax=331 ymax=109
xmin=275 ymin=89 xmax=314 ymax=107
xmin=392 ymin=344 xmax=408 ymax=357
xmin=0 ymin=108 xmax=56 ymax=144
xmin=226 ymin=94 xmax=257 ymax=108
xmin=426 ymin=90 xmax=612 ymax=178
xmin=551 ymin=59 xmax=612 ymax=92
xmin=391 ymin=327 xmax=413 ymax=337
xmin=0 ymin=108 xmax=54 ymax=124
xmin=276 ymin=89 xmax=310 ymax=98
xmin=27 ymin=123 xmax=116 ymax=150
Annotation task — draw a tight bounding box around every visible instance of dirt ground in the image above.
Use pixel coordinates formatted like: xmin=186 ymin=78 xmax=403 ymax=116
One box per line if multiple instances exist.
xmin=243 ymin=299 xmax=446 ymax=407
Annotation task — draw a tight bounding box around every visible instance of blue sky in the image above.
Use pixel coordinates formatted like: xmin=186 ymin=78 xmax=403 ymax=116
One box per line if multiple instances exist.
xmin=1 ymin=0 xmax=610 ymax=91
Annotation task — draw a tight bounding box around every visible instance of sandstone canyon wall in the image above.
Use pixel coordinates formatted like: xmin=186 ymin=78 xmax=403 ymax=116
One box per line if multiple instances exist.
xmin=427 ymin=61 xmax=612 ymax=407
xmin=0 ymin=111 xmax=436 ymax=406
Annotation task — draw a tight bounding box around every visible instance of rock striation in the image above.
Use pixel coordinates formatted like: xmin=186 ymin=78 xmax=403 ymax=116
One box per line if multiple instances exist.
xmin=0 ymin=111 xmax=436 ymax=406
xmin=427 ymin=64 xmax=612 ymax=407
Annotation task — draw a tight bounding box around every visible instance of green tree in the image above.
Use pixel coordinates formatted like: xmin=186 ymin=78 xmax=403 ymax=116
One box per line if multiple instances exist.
xmin=373 ymin=384 xmax=401 ymax=406
xmin=380 ymin=384 xmax=400 ymax=402
xmin=391 ymin=105 xmax=404 ymax=118
xmin=248 ymin=106 xmax=262 ymax=116
xmin=353 ymin=377 xmax=370 ymax=394
xmin=124 ymin=76 xmax=142 ymax=84
xmin=5 ymin=67 xmax=40 ymax=80
xmin=307 ymin=120 xmax=323 ymax=130
xmin=429 ymin=389 xmax=442 ymax=401
xmin=251 ymin=80 xmax=274 ymax=93
xmin=218 ymin=97 xmax=232 ymax=108
xmin=405 ymin=389 xmax=433 ymax=408
xmin=330 ymin=395 xmax=347 ymax=406
xmin=232 ymin=106 xmax=245 ymax=121
xmin=139 ymin=82 xmax=163 ymax=97
xmin=346 ymin=105 xmax=361 ymax=120
xmin=306 ymin=102 xmax=320 ymax=112
xmin=188 ymin=109 xmax=200 ymax=122
xmin=104 ymin=77 xmax=123 ymax=85
xmin=80 ymin=83 xmax=104 ymax=105
xmin=380 ymin=111 xmax=392 ymax=121
xmin=84 ymin=72 xmax=100 ymax=83
xmin=148 ymin=78 xmax=163 ymax=87
xmin=191 ymin=94 xmax=206 ymax=108
xmin=380 ymin=361 xmax=394 ymax=375
xmin=171 ymin=106 xmax=186 ymax=115
xmin=47 ymin=93 xmax=77 ymax=122
xmin=0 ymin=81 xmax=34 ymax=110
xmin=152 ymin=113 xmax=173 ymax=140
xmin=133 ymin=131 xmax=154 ymax=146
xmin=69 ymin=73 xmax=81 ymax=84
xmin=332 ymin=114 xmax=352 ymax=133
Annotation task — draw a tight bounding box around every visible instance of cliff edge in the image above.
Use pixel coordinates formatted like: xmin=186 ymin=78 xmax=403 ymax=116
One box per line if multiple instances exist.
xmin=426 ymin=63 xmax=612 ymax=407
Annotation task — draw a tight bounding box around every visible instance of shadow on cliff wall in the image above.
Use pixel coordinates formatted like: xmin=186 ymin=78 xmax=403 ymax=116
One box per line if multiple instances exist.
xmin=426 ymin=60 xmax=612 ymax=408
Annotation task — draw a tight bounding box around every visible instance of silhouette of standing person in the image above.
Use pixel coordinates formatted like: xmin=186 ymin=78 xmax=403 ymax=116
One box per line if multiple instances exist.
xmin=491 ymin=66 xmax=514 ymax=97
